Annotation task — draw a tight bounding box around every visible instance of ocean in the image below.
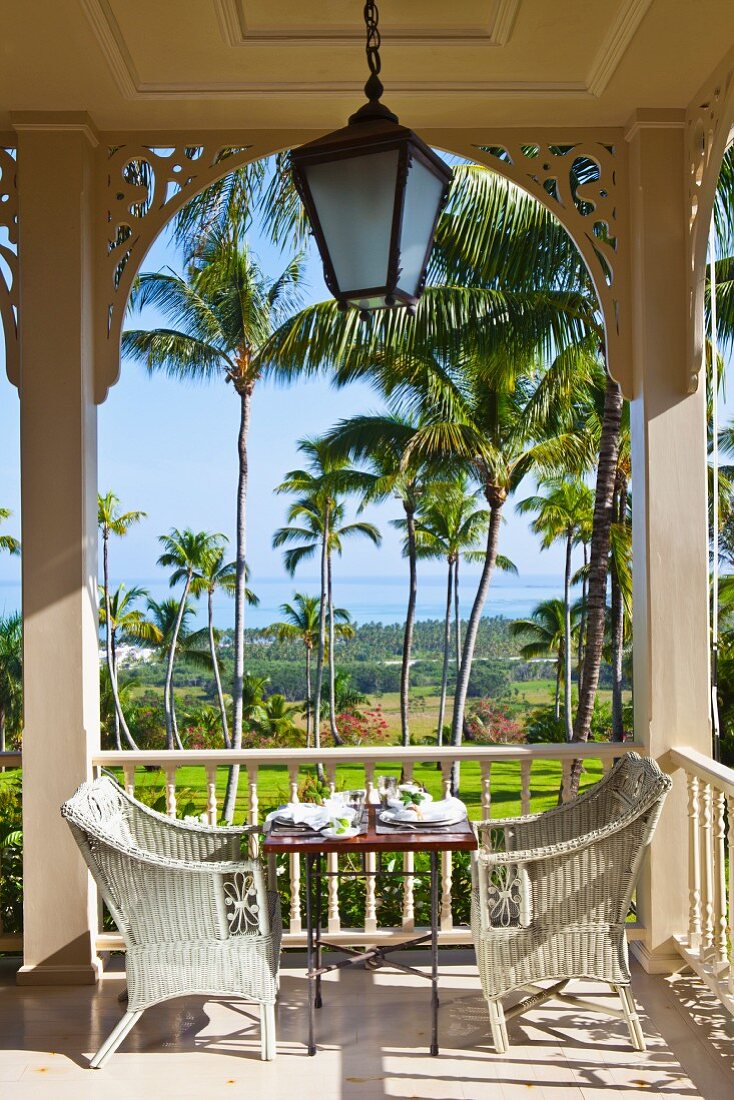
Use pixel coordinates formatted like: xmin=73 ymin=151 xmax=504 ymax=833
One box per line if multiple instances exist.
xmin=0 ymin=572 xmax=568 ymax=630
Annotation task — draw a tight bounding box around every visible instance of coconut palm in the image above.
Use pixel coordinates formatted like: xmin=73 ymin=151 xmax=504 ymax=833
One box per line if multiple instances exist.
xmin=274 ymin=440 xmax=379 ymax=749
xmin=157 ymin=529 xmax=225 ymax=750
xmin=0 ymin=509 xmax=19 ymax=559
xmin=123 ymin=227 xmax=305 ymax=773
xmin=516 ymin=477 xmax=594 ymax=740
xmin=97 ymin=492 xmax=146 ymax=750
xmin=0 ymin=613 xmax=22 ymax=752
xmin=267 ymin=594 xmax=353 ymax=748
xmin=411 ymin=478 xmax=490 ymax=743
xmin=189 ymin=548 xmax=258 ymax=748
xmin=98 ymin=584 xmax=163 ymax=730
xmin=510 ymin=599 xmax=581 ymax=722
xmin=322 ymin=411 xmax=436 ymax=746
xmin=146 ymin=596 xmax=213 ymax=742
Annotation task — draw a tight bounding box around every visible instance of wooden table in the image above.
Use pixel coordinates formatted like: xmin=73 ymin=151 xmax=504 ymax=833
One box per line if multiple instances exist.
xmin=263 ymin=810 xmax=477 ymax=1056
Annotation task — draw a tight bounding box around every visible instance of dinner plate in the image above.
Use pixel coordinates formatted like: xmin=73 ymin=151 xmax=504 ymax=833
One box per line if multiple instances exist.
xmin=378 ymin=810 xmax=466 ymax=828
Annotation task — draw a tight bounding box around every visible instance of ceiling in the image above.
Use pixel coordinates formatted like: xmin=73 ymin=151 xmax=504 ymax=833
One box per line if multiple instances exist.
xmin=1 ymin=0 xmax=733 ymax=132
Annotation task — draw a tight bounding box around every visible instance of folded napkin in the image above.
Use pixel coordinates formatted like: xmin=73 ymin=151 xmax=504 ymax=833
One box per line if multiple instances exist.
xmin=388 ymin=796 xmax=467 ymax=823
xmin=265 ymin=801 xmax=356 ymax=830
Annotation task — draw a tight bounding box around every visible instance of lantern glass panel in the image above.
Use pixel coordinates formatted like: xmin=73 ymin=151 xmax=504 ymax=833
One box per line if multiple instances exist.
xmin=304 ymin=148 xmax=399 ymax=296
xmin=396 ymin=155 xmax=447 ymax=298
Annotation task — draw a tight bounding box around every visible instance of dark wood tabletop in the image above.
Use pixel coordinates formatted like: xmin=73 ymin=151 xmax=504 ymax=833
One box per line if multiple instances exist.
xmin=262 ymin=811 xmax=477 ymax=856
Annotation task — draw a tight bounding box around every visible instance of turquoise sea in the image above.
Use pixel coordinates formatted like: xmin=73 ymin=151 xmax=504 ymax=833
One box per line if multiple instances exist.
xmin=0 ymin=572 xmax=568 ymax=630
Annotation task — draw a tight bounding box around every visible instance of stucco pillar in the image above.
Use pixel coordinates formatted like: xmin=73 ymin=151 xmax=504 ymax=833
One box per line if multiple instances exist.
xmin=13 ymin=117 xmax=102 ymax=985
xmin=627 ymin=112 xmax=711 ymax=973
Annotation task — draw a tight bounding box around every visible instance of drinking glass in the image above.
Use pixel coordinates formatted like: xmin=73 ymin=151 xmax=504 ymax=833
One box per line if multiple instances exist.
xmin=346 ymin=788 xmax=367 ymax=815
xmin=377 ymin=775 xmax=398 ymax=807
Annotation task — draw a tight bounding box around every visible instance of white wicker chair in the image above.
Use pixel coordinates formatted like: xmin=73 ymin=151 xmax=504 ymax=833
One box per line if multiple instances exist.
xmin=471 ymin=752 xmax=671 ymax=1054
xmin=62 ymin=776 xmax=281 ymax=1067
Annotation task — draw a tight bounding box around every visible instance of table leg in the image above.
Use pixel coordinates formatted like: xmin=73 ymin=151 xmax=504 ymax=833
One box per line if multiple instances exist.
xmin=305 ymin=853 xmax=316 ymax=1056
xmin=430 ymin=850 xmax=439 ymax=1056
xmin=315 ymin=851 xmax=323 ymax=1009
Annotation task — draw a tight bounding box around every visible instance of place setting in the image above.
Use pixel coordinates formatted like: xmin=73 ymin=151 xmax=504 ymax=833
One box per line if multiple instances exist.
xmin=374 ymin=777 xmax=468 ymax=834
xmin=264 ymin=788 xmax=368 ymax=839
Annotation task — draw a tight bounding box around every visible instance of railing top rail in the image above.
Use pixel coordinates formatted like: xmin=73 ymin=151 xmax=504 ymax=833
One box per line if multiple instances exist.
xmin=93 ymin=743 xmax=639 ymax=768
xmin=0 ymin=751 xmax=21 ymax=768
xmin=670 ymin=746 xmax=734 ymax=795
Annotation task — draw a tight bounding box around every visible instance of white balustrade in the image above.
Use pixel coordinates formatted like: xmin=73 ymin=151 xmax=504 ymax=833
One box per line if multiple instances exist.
xmin=89 ymin=742 xmax=638 ymax=952
xmin=670 ymin=747 xmax=734 ymax=1015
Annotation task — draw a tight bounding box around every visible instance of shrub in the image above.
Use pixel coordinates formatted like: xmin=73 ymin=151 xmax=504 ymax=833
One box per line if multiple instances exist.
xmin=525 ymin=708 xmax=567 ymax=743
xmin=464 ymin=698 xmax=524 ymax=745
xmin=335 ymin=707 xmax=391 ymax=746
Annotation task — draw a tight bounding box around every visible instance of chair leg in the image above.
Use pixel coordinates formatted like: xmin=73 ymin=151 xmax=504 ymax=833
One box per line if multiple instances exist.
xmin=260 ymin=1002 xmax=276 ymax=1061
xmin=487 ymin=998 xmax=509 ymax=1054
xmin=616 ymin=985 xmax=646 ymax=1052
xmin=89 ymin=1010 xmax=143 ymax=1069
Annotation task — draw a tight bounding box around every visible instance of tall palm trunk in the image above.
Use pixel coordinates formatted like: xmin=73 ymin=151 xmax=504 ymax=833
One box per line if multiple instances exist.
xmin=208 ymin=588 xmax=231 ymax=749
xmin=224 ymin=384 xmax=251 ymax=822
xmin=454 ymin=555 xmax=462 ymax=674
xmin=327 ymin=552 xmax=343 ymax=746
xmin=554 ymin=653 xmax=562 ymax=721
xmin=563 ymin=527 xmax=573 ymax=742
xmin=611 ymin=470 xmax=627 ymax=742
xmin=102 ymin=531 xmax=137 ymax=751
xmin=305 ymin=645 xmax=313 ymax=749
xmin=165 ymin=576 xmax=190 ymax=752
xmin=437 ymin=558 xmax=454 ymax=745
xmin=313 ymin=512 xmax=329 ymax=753
xmin=451 ymin=497 xmax=504 ymax=792
xmin=572 ymin=377 xmax=623 ymax=788
xmin=577 ymin=542 xmax=588 ymax=691
xmin=400 ymin=504 xmax=418 ymax=747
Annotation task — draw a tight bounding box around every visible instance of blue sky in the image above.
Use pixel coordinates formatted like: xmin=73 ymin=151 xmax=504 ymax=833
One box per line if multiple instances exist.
xmin=0 ymin=159 xmax=725 ymax=620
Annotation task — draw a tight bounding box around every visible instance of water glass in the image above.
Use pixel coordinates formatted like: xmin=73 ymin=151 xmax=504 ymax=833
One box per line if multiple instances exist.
xmin=377 ymin=775 xmax=398 ymax=806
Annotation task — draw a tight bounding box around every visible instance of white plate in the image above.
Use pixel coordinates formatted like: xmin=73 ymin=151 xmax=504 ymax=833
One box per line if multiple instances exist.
xmin=379 ymin=810 xmax=465 ymax=828
xmin=319 ymin=826 xmax=361 ymax=840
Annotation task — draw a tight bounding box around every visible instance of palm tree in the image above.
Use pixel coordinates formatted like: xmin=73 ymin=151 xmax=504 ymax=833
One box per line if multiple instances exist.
xmin=323 ymin=412 xmax=434 ymax=746
xmin=123 ymin=227 xmax=305 ymax=772
xmin=157 ymin=528 xmax=225 ymax=750
xmin=510 ymin=599 xmax=581 ymax=722
xmin=146 ymin=596 xmax=213 ymax=742
xmin=267 ymin=594 xmax=352 ymax=748
xmin=98 ymin=584 xmax=163 ymax=729
xmin=0 ymin=613 xmax=22 ymax=751
xmin=0 ymin=509 xmax=20 ymax=559
xmin=97 ymin=492 xmax=146 ymax=750
xmin=517 ymin=478 xmax=594 ymax=740
xmin=274 ymin=439 xmax=379 ymax=749
xmin=189 ymin=548 xmax=258 ymax=748
xmin=411 ymin=478 xmax=490 ymax=743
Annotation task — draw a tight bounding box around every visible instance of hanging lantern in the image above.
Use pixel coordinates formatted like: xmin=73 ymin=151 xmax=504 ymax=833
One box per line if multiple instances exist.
xmin=290 ymin=2 xmax=453 ymax=320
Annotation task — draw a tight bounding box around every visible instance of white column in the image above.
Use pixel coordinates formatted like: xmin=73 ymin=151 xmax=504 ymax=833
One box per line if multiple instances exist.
xmin=14 ymin=116 xmax=101 ymax=985
xmin=627 ymin=112 xmax=712 ymax=973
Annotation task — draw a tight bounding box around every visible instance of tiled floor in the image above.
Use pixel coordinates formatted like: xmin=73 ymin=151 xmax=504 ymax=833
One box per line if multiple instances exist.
xmin=1 ymin=951 xmax=733 ymax=1099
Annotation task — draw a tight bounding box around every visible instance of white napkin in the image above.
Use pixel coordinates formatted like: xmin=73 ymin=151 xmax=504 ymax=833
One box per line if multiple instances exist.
xmin=389 ymin=796 xmax=467 ymax=823
xmin=265 ymin=802 xmax=356 ymax=830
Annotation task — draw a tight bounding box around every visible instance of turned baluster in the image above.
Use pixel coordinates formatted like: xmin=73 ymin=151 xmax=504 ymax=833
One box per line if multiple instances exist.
xmin=687 ymin=773 xmax=702 ymax=950
xmin=205 ymin=764 xmax=218 ymax=826
xmin=163 ymin=764 xmax=177 ymax=818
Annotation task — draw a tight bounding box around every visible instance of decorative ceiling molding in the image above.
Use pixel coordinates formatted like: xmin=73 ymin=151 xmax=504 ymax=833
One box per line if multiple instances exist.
xmin=586 ymin=0 xmax=653 ymax=98
xmin=81 ymin=0 xmax=646 ymax=103
xmin=215 ymin=0 xmax=521 ymax=46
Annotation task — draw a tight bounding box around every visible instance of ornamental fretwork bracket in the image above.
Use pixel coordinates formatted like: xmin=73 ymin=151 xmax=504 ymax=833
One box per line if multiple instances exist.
xmin=95 ymin=134 xmax=315 ymax=404
xmin=686 ymin=48 xmax=734 ymax=395
xmin=428 ymin=129 xmax=632 ymax=398
xmin=0 ymin=147 xmax=19 ymax=389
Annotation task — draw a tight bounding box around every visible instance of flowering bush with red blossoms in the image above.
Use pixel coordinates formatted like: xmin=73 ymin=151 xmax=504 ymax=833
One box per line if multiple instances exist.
xmin=334 ymin=706 xmax=391 ymax=747
xmin=464 ymin=698 xmax=524 ymax=745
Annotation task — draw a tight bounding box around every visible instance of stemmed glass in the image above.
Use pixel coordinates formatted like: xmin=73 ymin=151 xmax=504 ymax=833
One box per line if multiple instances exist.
xmin=377 ymin=775 xmax=398 ymax=808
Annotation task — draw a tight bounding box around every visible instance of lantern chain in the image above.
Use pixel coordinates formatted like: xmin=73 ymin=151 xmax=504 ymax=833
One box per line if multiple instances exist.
xmin=363 ymin=2 xmax=384 ymax=101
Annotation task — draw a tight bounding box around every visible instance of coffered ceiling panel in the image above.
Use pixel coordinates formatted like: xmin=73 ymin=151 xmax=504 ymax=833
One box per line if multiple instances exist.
xmin=0 ymin=0 xmax=732 ymax=131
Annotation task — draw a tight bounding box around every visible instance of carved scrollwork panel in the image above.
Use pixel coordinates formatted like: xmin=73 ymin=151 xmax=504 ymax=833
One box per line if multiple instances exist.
xmin=96 ymin=141 xmax=267 ymax=403
xmin=430 ymin=132 xmax=632 ymax=397
xmin=686 ymin=53 xmax=734 ymax=394
xmin=0 ymin=147 xmax=19 ymax=388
